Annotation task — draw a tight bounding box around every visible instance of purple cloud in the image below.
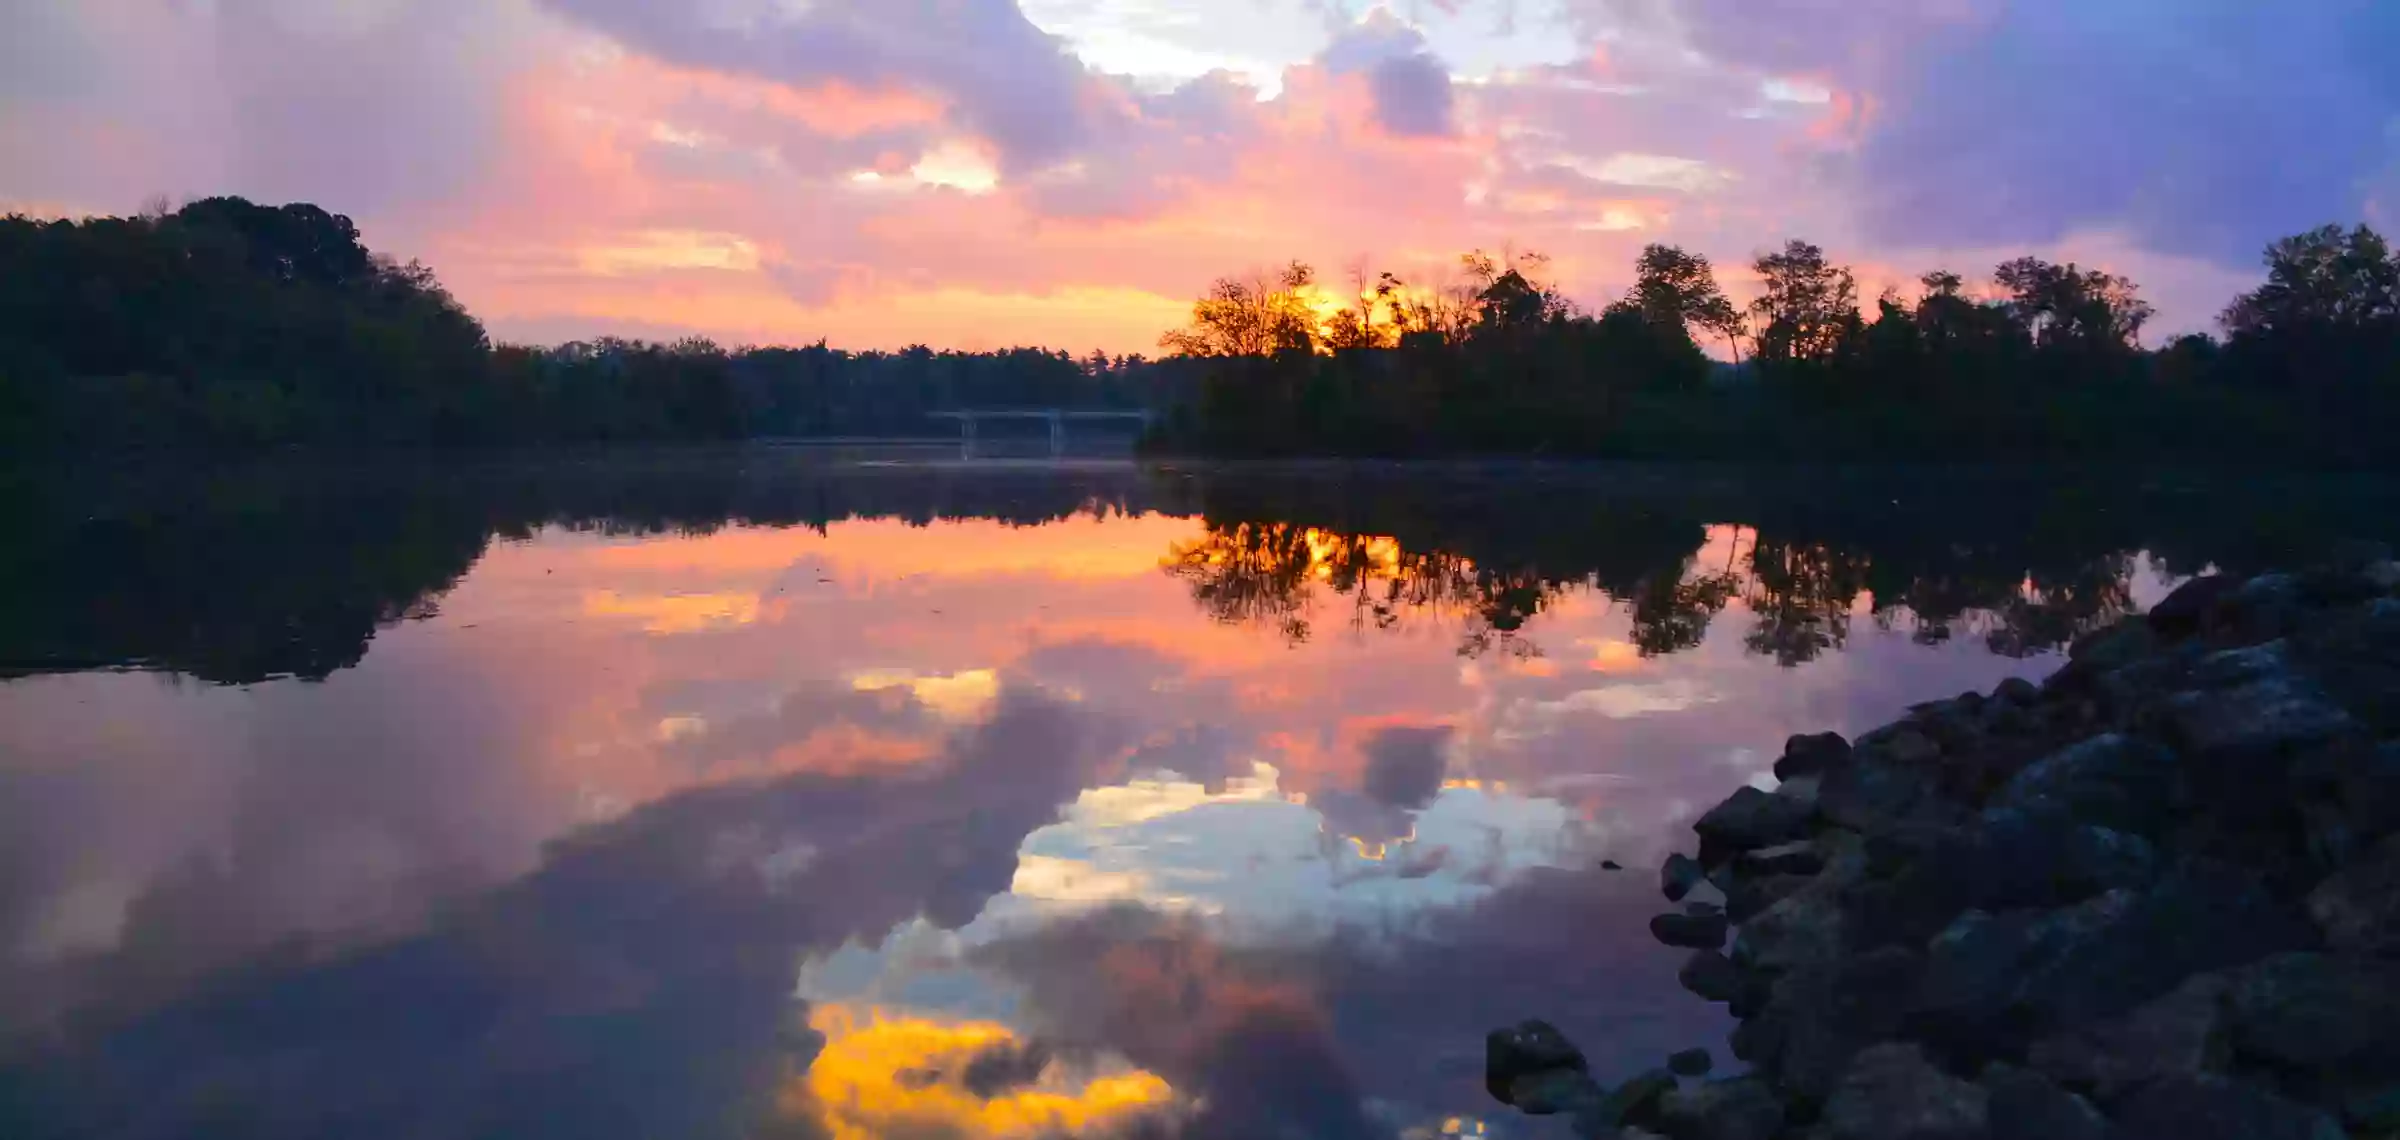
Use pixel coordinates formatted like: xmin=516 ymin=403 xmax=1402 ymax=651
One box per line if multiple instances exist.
xmin=1323 ymin=9 xmax=1458 ymax=138
xmin=533 ymin=0 xmax=1105 ymax=173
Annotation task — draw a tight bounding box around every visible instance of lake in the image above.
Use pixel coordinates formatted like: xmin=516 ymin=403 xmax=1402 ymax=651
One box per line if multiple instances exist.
xmin=4 ymin=453 xmax=2396 ymax=1139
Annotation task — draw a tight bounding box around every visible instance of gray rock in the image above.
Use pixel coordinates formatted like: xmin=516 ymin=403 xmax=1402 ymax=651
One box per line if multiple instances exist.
xmin=1738 ymin=841 xmax=1826 ymax=877
xmin=2218 ymin=573 xmax=2310 ymax=644
xmin=1685 ymin=901 xmax=1725 ymax=918
xmin=2071 ymin=620 xmax=2160 ymax=671
xmin=2294 ymin=740 xmax=2400 ymax=866
xmin=1652 ymin=911 xmax=1730 ymax=950
xmin=1663 ymin=852 xmax=1708 ymax=902
xmin=1818 ymin=1043 xmax=1990 ymax=1140
xmin=1874 ymin=726 xmax=1943 ymax=765
xmin=2147 ymin=575 xmax=2238 ymax=638
xmin=1820 ymin=752 xmax=1964 ymax=836
xmin=1724 ymin=873 xmax=1815 ymax=924
xmin=1915 ymin=895 xmax=2139 ymax=1052
xmin=2341 ymin=1083 xmax=2400 ymax=1132
xmin=1978 ymin=1064 xmax=2109 ymax=1140
xmin=2027 ymin=973 xmax=2229 ymax=1104
xmin=1746 ymin=946 xmax=1925 ymax=1099
xmin=1656 ymin=1078 xmax=1784 ymax=1140
xmin=1579 ymin=1068 xmax=1678 ymax=1134
xmin=1992 ymin=677 xmax=2040 ymax=707
xmin=1487 ymin=1019 xmax=1587 ymax=1106
xmin=1679 ymin=950 xmax=1743 ymax=1003
xmin=1695 ymin=786 xmax=1816 ymax=855
xmin=1777 ymin=732 xmax=1852 ymax=781
xmin=2226 ymin=951 xmax=2400 ymax=1069
xmin=2163 ymin=672 xmax=2359 ymax=767
xmin=1669 ymin=1048 xmax=1714 ymax=1077
xmin=1731 ymin=833 xmax=1867 ymax=975
xmin=2113 ymin=1072 xmax=2344 ymax=1140
xmin=1511 ymin=1069 xmax=1602 ymax=1116
xmin=2306 ymin=832 xmax=2400 ymax=954
xmin=1984 ymin=733 xmax=2181 ymax=838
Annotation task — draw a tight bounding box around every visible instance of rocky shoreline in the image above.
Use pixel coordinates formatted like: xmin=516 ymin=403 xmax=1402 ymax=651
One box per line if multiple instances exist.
xmin=1487 ymin=556 xmax=2400 ymax=1139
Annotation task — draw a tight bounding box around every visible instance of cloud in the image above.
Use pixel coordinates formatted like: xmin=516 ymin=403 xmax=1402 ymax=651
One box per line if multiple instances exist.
xmin=532 ymin=0 xmax=1106 ymax=173
xmin=1322 ymin=8 xmax=1458 ymax=138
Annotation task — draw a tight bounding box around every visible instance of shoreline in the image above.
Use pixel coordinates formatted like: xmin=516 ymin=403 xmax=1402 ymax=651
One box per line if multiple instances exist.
xmin=1487 ymin=554 xmax=2400 ymax=1138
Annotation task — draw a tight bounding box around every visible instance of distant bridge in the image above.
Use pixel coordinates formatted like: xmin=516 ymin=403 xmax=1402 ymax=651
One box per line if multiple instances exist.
xmin=928 ymin=408 xmax=1157 ymax=457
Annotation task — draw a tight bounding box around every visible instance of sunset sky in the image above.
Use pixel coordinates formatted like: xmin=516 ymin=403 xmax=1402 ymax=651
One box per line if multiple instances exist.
xmin=4 ymin=0 xmax=2396 ymax=353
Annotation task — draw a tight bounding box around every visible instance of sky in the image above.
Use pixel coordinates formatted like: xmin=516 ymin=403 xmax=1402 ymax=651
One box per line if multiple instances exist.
xmin=3 ymin=0 xmax=2396 ymax=353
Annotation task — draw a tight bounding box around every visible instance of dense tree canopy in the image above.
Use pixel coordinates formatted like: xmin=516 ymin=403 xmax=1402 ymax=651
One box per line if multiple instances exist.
xmin=1144 ymin=225 xmax=2400 ymax=466
xmin=0 ymin=198 xmax=1181 ymax=451
xmin=4 ymin=197 xmax=2396 ymax=465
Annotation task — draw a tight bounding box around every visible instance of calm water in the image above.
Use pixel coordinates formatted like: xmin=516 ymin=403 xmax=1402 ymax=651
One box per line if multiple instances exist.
xmin=3 ymin=454 xmax=2397 ymax=1139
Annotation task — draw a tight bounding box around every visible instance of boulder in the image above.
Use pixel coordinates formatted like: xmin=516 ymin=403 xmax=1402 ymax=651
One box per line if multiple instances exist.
xmin=1984 ymin=733 xmax=2181 ymax=839
xmin=2217 ymin=573 xmax=2310 ymax=644
xmin=2026 ymin=973 xmax=2229 ymax=1104
xmin=2071 ymin=619 xmax=2160 ymax=672
xmin=1991 ymin=677 xmax=2040 ymax=707
xmin=1695 ymin=786 xmax=1816 ymax=856
xmin=1977 ymin=1064 xmax=2109 ymax=1140
xmin=1663 ymin=853 xmax=1708 ymax=902
xmin=2294 ymin=741 xmax=2400 ymax=868
xmin=1669 ymin=1048 xmax=1714 ymax=1077
xmin=2305 ymin=832 xmax=2400 ymax=955
xmin=1579 ymin=1068 xmax=1678 ymax=1135
xmin=1914 ymin=895 xmax=2138 ymax=1055
xmin=2162 ymin=671 xmax=2359 ymax=772
xmin=1732 ymin=834 xmax=1868 ymax=975
xmin=1725 ymin=873 xmax=1816 ymax=924
xmin=2012 ymin=861 xmax=2315 ymax=1033
xmin=1868 ymin=726 xmax=1943 ymax=765
xmin=1677 ymin=950 xmax=1743 ymax=1003
xmin=1487 ymin=1019 xmax=1587 ymax=1107
xmin=1738 ymin=841 xmax=1827 ymax=877
xmin=2147 ymin=575 xmax=2238 ymax=638
xmin=1655 ymin=1078 xmax=1784 ymax=1140
xmin=2226 ymin=952 xmax=2400 ymax=1070
xmin=1652 ymin=912 xmax=1730 ymax=950
xmin=1746 ymin=946 xmax=1925 ymax=1099
xmin=1817 ymin=1043 xmax=1991 ymax=1140
xmin=2113 ymin=1072 xmax=2344 ymax=1140
xmin=1820 ymin=753 xmax=1965 ymax=836
xmin=1777 ymin=732 xmax=1852 ymax=781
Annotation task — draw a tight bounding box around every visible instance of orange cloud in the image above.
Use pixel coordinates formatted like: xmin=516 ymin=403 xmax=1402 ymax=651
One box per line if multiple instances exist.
xmin=784 ymin=1005 xmax=1176 ymax=1140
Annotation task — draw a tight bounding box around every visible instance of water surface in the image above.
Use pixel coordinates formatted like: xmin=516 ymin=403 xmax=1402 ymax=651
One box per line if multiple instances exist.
xmin=3 ymin=455 xmax=2394 ymax=1139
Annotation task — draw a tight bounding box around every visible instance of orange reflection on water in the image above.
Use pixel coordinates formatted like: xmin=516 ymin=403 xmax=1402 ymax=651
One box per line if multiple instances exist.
xmin=788 ymin=1005 xmax=1176 ymax=1140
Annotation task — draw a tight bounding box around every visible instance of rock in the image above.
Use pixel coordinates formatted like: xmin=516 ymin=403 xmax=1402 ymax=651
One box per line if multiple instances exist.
xmin=1746 ymin=946 xmax=1924 ymax=1099
xmin=1487 ymin=1019 xmax=1587 ymax=1107
xmin=1873 ymin=726 xmax=1943 ymax=765
xmin=2294 ymin=740 xmax=2400 ymax=865
xmin=1603 ymin=860 xmax=1625 ymax=870
xmin=2306 ymin=832 xmax=2400 ymax=954
xmin=1777 ymin=732 xmax=1852 ymax=781
xmin=1731 ymin=834 xmax=1868 ymax=975
xmin=1656 ymin=1078 xmax=1784 ymax=1140
xmin=2226 ymin=952 xmax=2400 ymax=1070
xmin=1652 ymin=911 xmax=1730 ymax=950
xmin=2341 ymin=1083 xmax=2400 ymax=1132
xmin=2366 ymin=560 xmax=2400 ymax=592
xmin=1818 ymin=1043 xmax=1990 ymax=1140
xmin=1918 ymin=861 xmax=2315 ymax=1046
xmin=2071 ymin=619 xmax=2160 ymax=671
xmin=1725 ymin=873 xmax=1815 ymax=924
xmin=1820 ymin=752 xmax=1965 ymax=836
xmin=2113 ymin=1072 xmax=2344 ymax=1140
xmin=2162 ymin=670 xmax=2359 ymax=770
xmin=1510 ymin=1069 xmax=1601 ymax=1116
xmin=1694 ymin=786 xmax=1816 ymax=856
xmin=2147 ymin=574 xmax=2238 ymax=638
xmin=1978 ymin=1064 xmax=2108 ymax=1140
xmin=1738 ymin=841 xmax=1826 ymax=877
xmin=1579 ymin=1068 xmax=1678 ymax=1134
xmin=1992 ymin=677 xmax=2039 ymax=707
xmin=2026 ymin=973 xmax=2229 ymax=1104
xmin=1984 ymin=733 xmax=2182 ymax=839
xmin=1678 ymin=950 xmax=1744 ymax=1004
xmin=2218 ymin=573 xmax=2310 ymax=644
xmin=1685 ymin=901 xmax=1724 ymax=917
xmin=1662 ymin=853 xmax=1708 ymax=903
xmin=1669 ymin=1048 xmax=1714 ymax=1077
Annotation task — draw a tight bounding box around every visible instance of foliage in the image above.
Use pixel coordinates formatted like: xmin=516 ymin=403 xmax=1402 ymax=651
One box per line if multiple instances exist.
xmin=1146 ymin=226 xmax=2400 ymax=468
xmin=0 ymin=198 xmax=1186 ymax=451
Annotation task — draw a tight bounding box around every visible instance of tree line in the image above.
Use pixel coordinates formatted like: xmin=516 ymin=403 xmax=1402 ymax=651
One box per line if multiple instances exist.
xmin=0 ymin=198 xmax=1188 ymax=450
xmin=1142 ymin=226 xmax=2400 ymax=465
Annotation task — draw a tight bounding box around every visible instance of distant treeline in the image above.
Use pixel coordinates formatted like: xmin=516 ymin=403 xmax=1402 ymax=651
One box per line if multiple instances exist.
xmin=1141 ymin=229 xmax=2400 ymax=466
xmin=0 ymin=198 xmax=1193 ymax=449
